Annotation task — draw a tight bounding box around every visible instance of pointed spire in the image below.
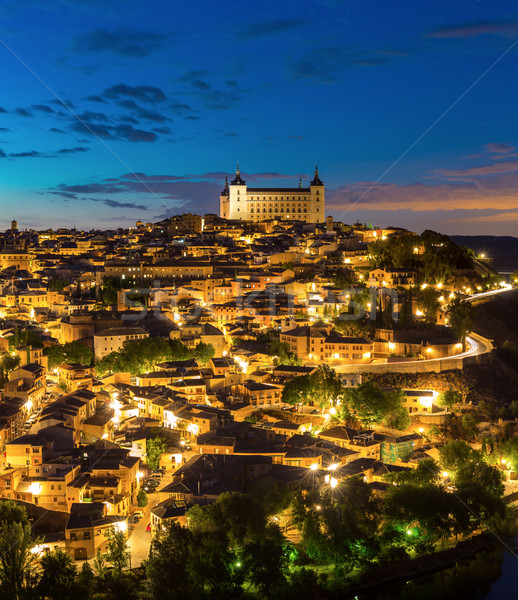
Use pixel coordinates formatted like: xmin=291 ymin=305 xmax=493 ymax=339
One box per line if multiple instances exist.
xmin=222 ymin=176 xmax=229 ymax=195
xmin=299 ymin=177 xmax=303 ymax=189
xmin=231 ymin=162 xmax=246 ymax=185
xmin=310 ymin=163 xmax=323 ymax=186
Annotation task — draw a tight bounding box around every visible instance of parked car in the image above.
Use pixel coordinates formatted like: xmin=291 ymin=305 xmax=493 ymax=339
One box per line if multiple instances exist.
xmin=151 ymin=469 xmax=165 ymax=478
xmin=146 ymin=523 xmax=151 ymax=532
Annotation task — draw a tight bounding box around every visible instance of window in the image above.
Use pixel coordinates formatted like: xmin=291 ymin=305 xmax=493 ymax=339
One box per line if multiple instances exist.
xmin=70 ymin=533 xmax=77 ymax=541
xmin=84 ymin=532 xmax=91 ymax=540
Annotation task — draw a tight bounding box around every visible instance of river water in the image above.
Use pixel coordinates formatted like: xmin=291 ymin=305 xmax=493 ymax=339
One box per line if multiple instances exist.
xmin=360 ymin=542 xmax=518 ymax=600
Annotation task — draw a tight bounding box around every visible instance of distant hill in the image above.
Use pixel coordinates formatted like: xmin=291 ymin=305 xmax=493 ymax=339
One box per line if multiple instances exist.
xmin=450 ymin=235 xmax=518 ymax=273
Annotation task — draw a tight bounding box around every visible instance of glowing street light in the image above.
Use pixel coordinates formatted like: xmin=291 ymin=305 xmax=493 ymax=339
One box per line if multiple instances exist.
xmin=309 ymin=463 xmax=319 ymax=471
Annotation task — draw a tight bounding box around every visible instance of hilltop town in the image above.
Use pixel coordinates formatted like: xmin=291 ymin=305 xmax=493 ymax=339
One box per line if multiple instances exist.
xmin=1 ymin=184 xmax=518 ymax=596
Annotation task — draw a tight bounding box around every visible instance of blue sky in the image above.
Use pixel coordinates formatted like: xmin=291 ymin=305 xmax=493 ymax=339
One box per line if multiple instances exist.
xmin=1 ymin=0 xmax=518 ymax=234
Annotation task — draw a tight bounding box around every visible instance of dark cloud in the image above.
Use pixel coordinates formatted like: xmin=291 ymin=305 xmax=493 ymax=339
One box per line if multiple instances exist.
xmin=116 ymin=99 xmax=170 ymax=123
xmin=0 ymin=127 xmax=10 ymax=132
xmin=73 ymin=28 xmax=167 ymax=56
xmin=84 ymin=95 xmax=107 ymax=103
xmin=191 ymin=79 xmax=211 ymax=90
xmin=427 ymin=20 xmax=518 ymax=39
xmin=56 ymin=146 xmax=90 ymax=154
xmin=88 ymin=198 xmax=149 ymax=210
xmin=49 ymin=99 xmax=76 ymax=109
xmin=118 ymin=115 xmax=139 ymax=124
xmin=70 ymin=120 xmax=158 ymax=142
xmin=0 ymin=149 xmax=6 ymax=158
xmin=103 ymin=83 xmax=167 ymax=103
xmin=0 ymin=107 xmax=7 ymax=113
xmin=239 ymin=18 xmax=310 ymax=38
xmin=9 ymin=150 xmax=43 ymax=158
xmin=49 ymin=127 xmax=65 ymax=133
xmin=170 ymin=100 xmax=191 ymax=114
xmin=31 ymin=104 xmax=56 ymax=114
xmin=152 ymin=126 xmax=171 ymax=134
xmin=177 ymin=70 xmax=210 ymax=82
xmin=15 ymin=108 xmax=33 ymax=117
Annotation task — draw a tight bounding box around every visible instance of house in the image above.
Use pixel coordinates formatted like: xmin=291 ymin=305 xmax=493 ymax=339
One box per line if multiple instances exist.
xmin=150 ymin=499 xmax=191 ymax=532
xmin=65 ymin=502 xmax=128 ymax=560
xmin=374 ymin=432 xmax=424 ymax=464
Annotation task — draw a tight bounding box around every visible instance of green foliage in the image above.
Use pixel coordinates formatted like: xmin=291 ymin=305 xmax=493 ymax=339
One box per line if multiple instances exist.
xmin=438 ymin=440 xmax=475 ymax=472
xmin=193 ymin=341 xmax=215 ymax=366
xmin=382 ymin=483 xmax=463 ymax=548
xmin=38 ymin=548 xmax=81 ymax=600
xmin=104 ymin=528 xmax=131 ymax=573
xmin=100 ymin=277 xmax=123 ymax=306
xmin=0 ymin=520 xmax=37 ymax=600
xmin=385 ymin=459 xmax=441 ymax=487
xmin=281 ymin=365 xmax=343 ymax=409
xmin=145 ymin=520 xmax=241 ymax=600
xmin=137 ymin=489 xmax=148 ymax=507
xmin=415 ymin=287 xmax=441 ymax=324
xmin=146 ymin=436 xmax=167 ymax=471
xmin=44 ymin=341 xmax=93 ymax=369
xmin=460 ymin=413 xmax=478 ymax=439
xmin=268 ymin=339 xmax=302 ymax=366
xmin=436 ymin=390 xmax=461 ymax=409
xmin=447 ymin=298 xmax=475 ymax=351
xmin=367 ymin=230 xmax=473 ymax=281
xmin=292 ymin=479 xmax=381 ymax=569
xmin=341 ymin=381 xmax=410 ymax=429
xmin=399 ymin=289 xmax=414 ymax=329
xmin=95 ymin=337 xmax=193 ymax=376
xmin=333 ymin=315 xmax=374 ymax=338
xmin=1 ymin=354 xmax=21 ymax=378
xmin=47 ymin=278 xmax=70 ymax=292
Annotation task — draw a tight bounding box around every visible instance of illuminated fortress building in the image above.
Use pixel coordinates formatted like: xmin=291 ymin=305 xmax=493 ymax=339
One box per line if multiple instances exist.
xmin=220 ymin=164 xmax=325 ymax=223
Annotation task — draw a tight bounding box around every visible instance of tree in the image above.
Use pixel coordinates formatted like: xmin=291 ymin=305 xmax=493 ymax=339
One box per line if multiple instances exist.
xmin=385 ymin=459 xmax=441 ymax=487
xmin=0 ymin=521 xmax=37 ymax=600
xmin=268 ymin=339 xmax=302 ymax=367
xmin=38 ymin=548 xmax=80 ymax=600
xmin=104 ymin=527 xmax=130 ymax=574
xmin=382 ymin=483 xmax=461 ymax=549
xmin=399 ymin=289 xmax=414 ymax=329
xmin=137 ymin=489 xmax=148 ymax=507
xmin=436 ymin=390 xmax=461 ymax=409
xmin=193 ymin=341 xmax=215 ymax=366
xmin=95 ymin=337 xmax=193 ymax=377
xmin=145 ymin=521 xmax=199 ymax=600
xmin=447 ymin=298 xmax=475 ymax=352
xmin=281 ymin=374 xmax=312 ymax=406
xmin=342 ymin=381 xmax=410 ymax=428
xmin=44 ymin=341 xmax=93 ymax=370
xmin=1 ymin=354 xmax=21 ymax=378
xmin=146 ymin=436 xmax=167 ymax=471
xmin=439 ymin=440 xmax=476 ymax=472
xmin=416 ymin=287 xmax=441 ymax=324
xmin=242 ymin=524 xmax=288 ymax=598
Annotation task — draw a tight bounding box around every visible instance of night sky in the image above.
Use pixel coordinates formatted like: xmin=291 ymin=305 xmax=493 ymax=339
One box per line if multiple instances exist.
xmin=1 ymin=0 xmax=518 ymax=235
